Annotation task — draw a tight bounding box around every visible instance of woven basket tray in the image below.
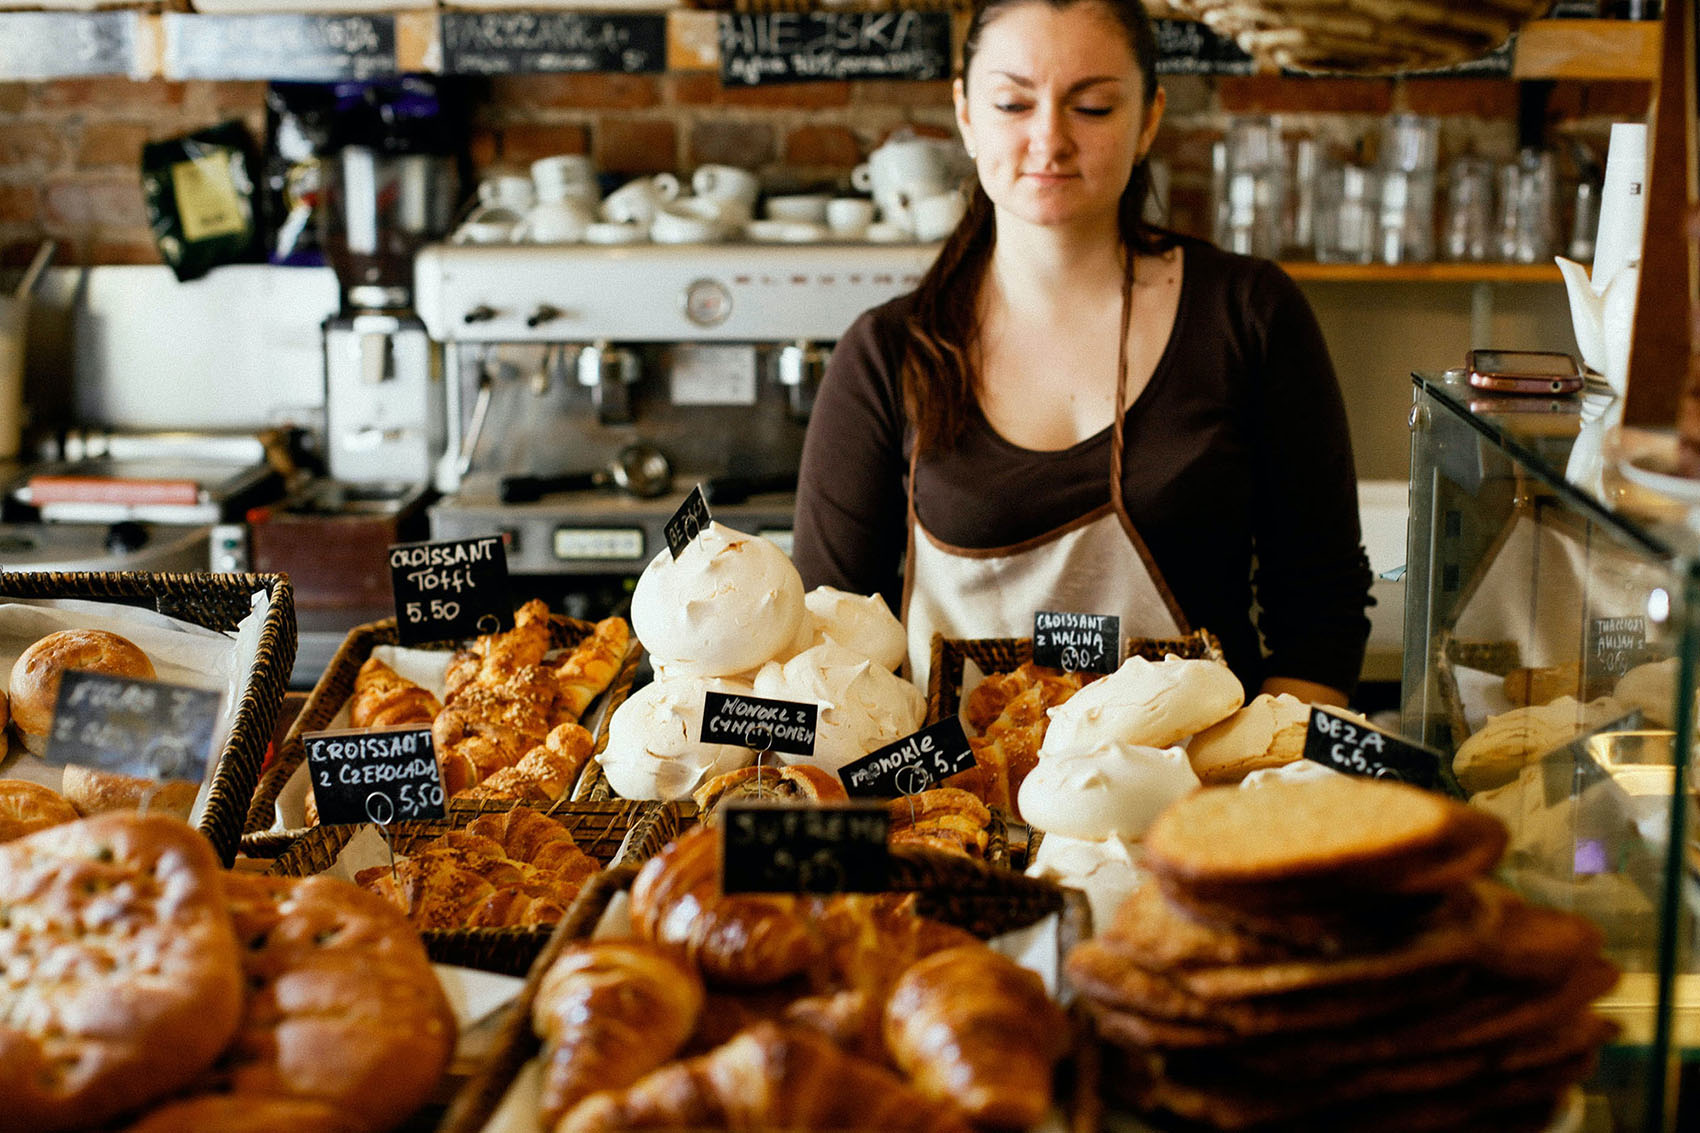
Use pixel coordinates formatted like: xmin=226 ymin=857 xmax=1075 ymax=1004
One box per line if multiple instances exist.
xmin=0 ymin=571 xmax=296 ymax=866
xmin=438 ymin=844 xmax=1095 ymax=1133
xmin=1170 ymin=0 xmax=1553 ymax=74
xmin=240 ymin=612 xmax=642 ymax=859
xmin=266 ymin=797 xmax=686 ymax=975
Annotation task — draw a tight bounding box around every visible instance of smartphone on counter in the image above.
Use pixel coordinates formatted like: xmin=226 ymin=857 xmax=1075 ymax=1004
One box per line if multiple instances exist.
xmin=1465 ymin=349 xmax=1585 ymax=395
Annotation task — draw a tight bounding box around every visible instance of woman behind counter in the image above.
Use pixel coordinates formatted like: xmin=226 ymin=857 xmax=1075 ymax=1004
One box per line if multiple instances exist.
xmin=791 ymin=0 xmax=1372 ymax=705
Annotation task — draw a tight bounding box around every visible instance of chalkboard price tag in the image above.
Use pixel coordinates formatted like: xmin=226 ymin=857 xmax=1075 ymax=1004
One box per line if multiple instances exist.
xmin=664 ymin=484 xmax=713 ymax=560
xmin=44 ymin=671 xmax=222 ymax=782
xmin=163 ymin=13 xmax=396 ymax=82
xmin=840 ymin=716 xmax=973 ymax=799
xmin=1032 ymin=611 xmax=1120 ymax=674
xmin=440 ymin=11 xmax=666 ymax=75
xmin=718 ymin=11 xmax=952 ymax=86
xmin=720 ymin=801 xmax=890 ymax=894
xmin=303 ymin=725 xmax=445 ymax=827
xmin=1302 ymin=707 xmax=1444 ymax=790
xmin=0 ymin=12 xmax=141 ymax=79
xmin=700 ymin=692 xmax=818 ymax=756
xmin=1586 ymin=615 xmax=1652 ymax=683
xmin=388 ymin=535 xmax=513 ymax=647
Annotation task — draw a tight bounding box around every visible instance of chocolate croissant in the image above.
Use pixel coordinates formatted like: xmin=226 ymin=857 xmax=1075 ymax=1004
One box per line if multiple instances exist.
xmin=533 ymin=941 xmax=705 ymax=1125
xmin=349 ymin=656 xmax=442 ymax=729
xmin=883 ymin=944 xmax=1068 ymax=1128
xmin=559 ymin=1021 xmax=972 ymax=1133
xmin=629 ymin=826 xmax=818 ymax=986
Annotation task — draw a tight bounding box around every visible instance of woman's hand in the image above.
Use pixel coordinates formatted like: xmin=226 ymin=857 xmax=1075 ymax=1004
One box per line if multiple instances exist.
xmin=1260 ymin=676 xmax=1349 ymax=709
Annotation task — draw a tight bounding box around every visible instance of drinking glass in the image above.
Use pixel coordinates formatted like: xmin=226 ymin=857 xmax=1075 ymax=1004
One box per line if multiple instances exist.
xmin=1315 ymin=160 xmax=1378 ymax=265
xmin=1496 ymin=148 xmax=1557 ymax=264
xmin=1443 ymin=155 xmax=1495 ymax=262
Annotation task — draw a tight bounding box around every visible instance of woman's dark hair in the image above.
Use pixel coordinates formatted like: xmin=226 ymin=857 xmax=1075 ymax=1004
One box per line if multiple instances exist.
xmin=901 ymin=0 xmax=1174 ymax=455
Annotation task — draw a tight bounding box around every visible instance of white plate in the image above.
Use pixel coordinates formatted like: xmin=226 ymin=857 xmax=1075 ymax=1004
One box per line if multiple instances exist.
xmin=744 ymin=219 xmax=829 ymax=243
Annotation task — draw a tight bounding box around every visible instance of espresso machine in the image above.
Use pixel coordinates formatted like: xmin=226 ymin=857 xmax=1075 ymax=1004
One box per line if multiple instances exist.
xmin=412 ymin=242 xmax=936 ymax=614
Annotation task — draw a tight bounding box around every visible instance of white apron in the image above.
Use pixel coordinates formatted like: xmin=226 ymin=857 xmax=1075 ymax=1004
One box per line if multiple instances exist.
xmin=902 ymin=263 xmax=1189 ymax=687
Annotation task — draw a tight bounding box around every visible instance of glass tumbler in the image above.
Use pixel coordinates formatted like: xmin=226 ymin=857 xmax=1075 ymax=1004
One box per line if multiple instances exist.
xmin=1443 ymin=155 xmax=1495 ymax=262
xmin=1315 ymin=161 xmax=1378 ymax=264
xmin=1496 ymin=148 xmax=1557 ymax=264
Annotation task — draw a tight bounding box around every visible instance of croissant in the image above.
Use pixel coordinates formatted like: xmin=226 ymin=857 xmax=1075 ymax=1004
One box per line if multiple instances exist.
xmin=349 ymin=656 xmax=443 ymax=729
xmin=464 ymin=881 xmax=570 ymax=928
xmin=533 ymin=941 xmax=705 ymax=1126
xmin=691 ymin=763 xmax=848 ymax=819
xmin=949 ymin=665 xmax=1091 ymax=815
xmin=883 ymin=944 xmax=1068 ymax=1127
xmin=356 ymin=849 xmax=498 ymax=930
xmin=465 ymin=805 xmax=596 ymax=880
xmin=629 ymin=826 xmax=819 ymax=986
xmin=886 ymin=788 xmax=991 ymax=859
xmin=459 ymin=723 xmax=595 ymax=804
xmin=559 ymin=1021 xmax=973 ymax=1133
xmin=554 ymin=616 xmax=630 ymax=722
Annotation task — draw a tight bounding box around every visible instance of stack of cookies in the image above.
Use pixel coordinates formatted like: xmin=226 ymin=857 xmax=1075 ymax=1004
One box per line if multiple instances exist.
xmin=1066 ymin=777 xmax=1620 ymax=1132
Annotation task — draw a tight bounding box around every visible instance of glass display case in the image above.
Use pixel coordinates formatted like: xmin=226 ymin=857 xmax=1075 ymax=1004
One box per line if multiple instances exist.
xmin=1403 ymin=371 xmax=1697 ymax=1131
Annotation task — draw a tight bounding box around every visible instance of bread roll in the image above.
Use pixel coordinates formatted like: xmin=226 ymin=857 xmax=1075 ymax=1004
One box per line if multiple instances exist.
xmin=0 ymin=778 xmax=80 ymax=842
xmin=62 ymin=765 xmax=199 ymax=822
xmin=10 ymin=628 xmax=156 ymax=737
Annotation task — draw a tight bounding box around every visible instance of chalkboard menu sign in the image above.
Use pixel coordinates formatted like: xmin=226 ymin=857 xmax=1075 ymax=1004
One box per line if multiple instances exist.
xmin=163 ymin=13 xmax=396 ymax=82
xmin=700 ymin=692 xmax=818 ymax=756
xmin=0 ymin=12 xmax=140 ymax=80
xmin=1152 ymin=18 xmax=1255 ymax=76
xmin=1032 ymin=611 xmax=1120 ymax=674
xmin=841 ymin=717 xmax=974 ymax=798
xmin=388 ymin=535 xmax=513 ymax=647
xmin=304 ymin=725 xmax=445 ymax=827
xmin=721 ymin=802 xmax=890 ymax=894
xmin=718 ymin=11 xmax=952 ymax=86
xmin=45 ymin=672 xmax=221 ymax=783
xmin=1302 ymin=707 xmax=1444 ymax=790
xmin=441 ymin=12 xmax=666 ymax=75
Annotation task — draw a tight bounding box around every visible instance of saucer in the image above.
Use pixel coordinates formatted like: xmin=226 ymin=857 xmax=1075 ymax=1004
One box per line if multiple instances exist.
xmin=745 ymin=220 xmax=830 ymax=243
xmin=584 ymin=221 xmax=647 ymax=245
xmin=863 ymin=221 xmax=912 ymax=244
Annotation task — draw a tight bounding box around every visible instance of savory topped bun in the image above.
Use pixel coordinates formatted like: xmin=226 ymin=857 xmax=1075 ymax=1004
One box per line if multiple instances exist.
xmin=9 ymin=628 xmax=156 ymax=737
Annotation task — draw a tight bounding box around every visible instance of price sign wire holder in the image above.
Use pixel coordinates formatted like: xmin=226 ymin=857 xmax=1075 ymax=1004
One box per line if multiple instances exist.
xmin=364 ymin=791 xmax=401 ymax=884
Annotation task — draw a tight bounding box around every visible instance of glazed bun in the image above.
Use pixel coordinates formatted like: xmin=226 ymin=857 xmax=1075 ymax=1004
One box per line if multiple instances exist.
xmin=61 ymin=765 xmax=199 ymax=822
xmin=10 ymin=628 xmax=156 ymax=737
xmin=0 ymin=778 xmax=80 ymax=842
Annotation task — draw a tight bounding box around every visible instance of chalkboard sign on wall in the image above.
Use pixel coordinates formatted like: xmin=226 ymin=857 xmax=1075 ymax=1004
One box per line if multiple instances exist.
xmin=1152 ymin=18 xmax=1256 ymax=76
xmin=441 ymin=12 xmax=667 ymax=75
xmin=718 ymin=11 xmax=953 ymax=86
xmin=164 ymin=13 xmax=396 ymax=81
xmin=0 ymin=12 xmax=141 ymax=80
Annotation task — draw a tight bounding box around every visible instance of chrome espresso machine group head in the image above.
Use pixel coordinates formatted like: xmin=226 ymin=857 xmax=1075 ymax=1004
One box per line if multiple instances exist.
xmin=412 ymin=242 xmax=937 ymax=585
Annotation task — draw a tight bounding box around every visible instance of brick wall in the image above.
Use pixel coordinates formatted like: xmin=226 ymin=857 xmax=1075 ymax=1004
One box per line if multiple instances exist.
xmin=0 ymin=70 xmax=1647 ymax=269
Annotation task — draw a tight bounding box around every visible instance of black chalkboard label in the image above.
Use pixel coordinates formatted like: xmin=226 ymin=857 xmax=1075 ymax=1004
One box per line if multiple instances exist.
xmin=720 ymin=801 xmax=890 ymax=894
xmin=1032 ymin=611 xmax=1120 ymax=674
xmin=389 ymin=535 xmax=513 ymax=647
xmin=0 ymin=12 xmax=139 ymax=79
xmin=840 ymin=716 xmax=973 ymax=799
xmin=1587 ymin=616 xmax=1651 ymax=682
xmin=304 ymin=725 xmax=445 ymax=827
xmin=1303 ymin=707 xmax=1444 ymax=790
xmin=440 ymin=11 xmax=666 ymax=75
xmin=1152 ymin=18 xmax=1255 ymax=76
xmin=664 ymin=484 xmax=713 ymax=560
xmin=44 ymin=671 xmax=221 ymax=783
xmin=718 ymin=11 xmax=952 ymax=86
xmin=700 ymin=692 xmax=818 ymax=756
xmin=163 ymin=13 xmax=395 ymax=81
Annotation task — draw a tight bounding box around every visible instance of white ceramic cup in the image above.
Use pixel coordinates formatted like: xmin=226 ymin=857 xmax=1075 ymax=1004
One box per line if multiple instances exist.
xmin=650 ymin=203 xmax=725 ymax=244
xmin=514 ymin=197 xmax=595 ymax=243
xmin=477 ymin=174 xmax=536 ymax=213
xmin=826 ymin=196 xmax=876 ymax=237
xmin=531 ymin=154 xmax=600 ymax=205
xmin=452 ymin=203 xmax=523 ymax=244
xmin=599 ymin=173 xmax=682 ymax=226
xmin=853 ymin=135 xmax=961 ymax=213
xmin=692 ymin=164 xmax=761 ymax=210
xmin=911 ymin=190 xmax=968 ymax=242
xmin=764 ymin=193 xmax=831 ymax=223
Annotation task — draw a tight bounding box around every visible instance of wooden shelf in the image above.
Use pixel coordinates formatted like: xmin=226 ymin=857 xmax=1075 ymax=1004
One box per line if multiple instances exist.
xmin=1513 ymin=18 xmax=1662 ymax=81
xmin=1280 ymin=262 xmax=1563 ymax=284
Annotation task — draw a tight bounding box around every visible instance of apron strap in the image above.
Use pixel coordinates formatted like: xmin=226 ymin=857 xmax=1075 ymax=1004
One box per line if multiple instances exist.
xmin=1108 ymin=251 xmax=1136 ymax=516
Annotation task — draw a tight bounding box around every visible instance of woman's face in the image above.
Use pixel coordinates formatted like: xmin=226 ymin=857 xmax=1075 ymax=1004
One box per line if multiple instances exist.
xmin=955 ymin=0 xmax=1164 ymax=233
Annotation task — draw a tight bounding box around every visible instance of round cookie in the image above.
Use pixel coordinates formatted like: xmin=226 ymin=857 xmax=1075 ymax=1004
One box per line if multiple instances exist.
xmin=0 ymin=778 xmax=80 ymax=843
xmin=0 ymin=813 xmax=245 ymax=1132
xmin=10 ymin=628 xmax=156 ymax=737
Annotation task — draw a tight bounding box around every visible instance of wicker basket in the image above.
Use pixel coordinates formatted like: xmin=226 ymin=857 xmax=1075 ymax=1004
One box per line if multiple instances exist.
xmin=0 ymin=571 xmax=296 ymax=866
xmin=1169 ymin=0 xmax=1553 ymax=74
xmin=925 ymin=628 xmax=1227 ymax=727
xmin=240 ymin=613 xmax=642 ymax=859
xmin=266 ymin=797 xmax=685 ymax=975
xmin=437 ymin=844 xmax=1093 ymax=1133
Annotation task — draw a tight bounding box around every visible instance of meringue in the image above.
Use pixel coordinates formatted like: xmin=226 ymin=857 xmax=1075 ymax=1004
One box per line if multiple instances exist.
xmin=1187 ymin=692 xmax=1312 ymax=785
xmin=599 ymin=675 xmax=756 ymax=801
xmin=1025 ymin=832 xmax=1146 ymax=930
xmin=1040 ymin=654 xmax=1243 ymax=758
xmin=630 ymin=522 xmax=805 ymax=678
xmin=1239 ymin=758 xmax=1343 ymax=788
xmin=752 ymin=640 xmax=925 ymax=773
xmin=797 ymin=586 xmax=907 ymax=672
xmin=1017 ymin=740 xmax=1199 ymax=841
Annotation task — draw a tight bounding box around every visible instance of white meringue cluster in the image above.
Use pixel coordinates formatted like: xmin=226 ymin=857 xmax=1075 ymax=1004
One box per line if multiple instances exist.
xmin=602 ymin=522 xmax=922 ymax=800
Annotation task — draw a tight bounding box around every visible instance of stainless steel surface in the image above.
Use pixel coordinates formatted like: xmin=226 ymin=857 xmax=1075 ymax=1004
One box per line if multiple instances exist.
xmin=323 ymin=311 xmax=444 ymax=487
xmin=0 ymin=521 xmax=211 ymax=572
